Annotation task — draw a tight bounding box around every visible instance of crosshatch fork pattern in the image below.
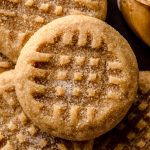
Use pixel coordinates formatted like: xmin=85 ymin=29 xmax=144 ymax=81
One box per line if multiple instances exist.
xmin=0 ymin=71 xmax=94 ymax=150
xmin=24 ymin=31 xmax=126 ymax=125
xmin=15 ymin=16 xmax=137 ymax=141
xmin=0 ymin=0 xmax=107 ymax=67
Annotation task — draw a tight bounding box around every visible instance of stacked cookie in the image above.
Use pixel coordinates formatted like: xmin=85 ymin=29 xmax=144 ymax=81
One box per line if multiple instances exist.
xmin=14 ymin=15 xmax=138 ymax=141
xmin=95 ymin=71 xmax=150 ymax=150
xmin=0 ymin=0 xmax=149 ymax=150
xmin=0 ymin=0 xmax=105 ymax=149
xmin=0 ymin=0 xmax=107 ymax=71
xmin=0 ymin=0 xmax=108 ymax=149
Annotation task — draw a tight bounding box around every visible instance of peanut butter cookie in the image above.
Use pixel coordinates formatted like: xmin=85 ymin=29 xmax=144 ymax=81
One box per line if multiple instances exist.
xmin=0 ymin=70 xmax=93 ymax=150
xmin=118 ymin=0 xmax=150 ymax=47
xmin=0 ymin=0 xmax=107 ymax=65
xmin=15 ymin=15 xmax=138 ymax=141
xmin=95 ymin=71 xmax=150 ymax=150
xmin=136 ymin=0 xmax=150 ymax=6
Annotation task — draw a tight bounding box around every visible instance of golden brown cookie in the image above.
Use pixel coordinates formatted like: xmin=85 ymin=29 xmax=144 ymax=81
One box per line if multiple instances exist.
xmin=0 ymin=0 xmax=107 ymax=64
xmin=119 ymin=0 xmax=150 ymax=47
xmin=136 ymin=0 xmax=150 ymax=6
xmin=0 ymin=70 xmax=93 ymax=150
xmin=15 ymin=15 xmax=138 ymax=141
xmin=94 ymin=71 xmax=150 ymax=150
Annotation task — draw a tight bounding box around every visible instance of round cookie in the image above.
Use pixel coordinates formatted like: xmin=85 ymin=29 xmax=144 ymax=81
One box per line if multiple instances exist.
xmin=94 ymin=71 xmax=150 ymax=150
xmin=0 ymin=0 xmax=107 ymax=63
xmin=15 ymin=15 xmax=138 ymax=141
xmin=0 ymin=70 xmax=93 ymax=150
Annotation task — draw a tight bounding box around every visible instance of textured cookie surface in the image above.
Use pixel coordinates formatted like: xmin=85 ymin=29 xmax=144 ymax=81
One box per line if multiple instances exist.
xmin=94 ymin=71 xmax=150 ymax=150
xmin=15 ymin=15 xmax=138 ymax=141
xmin=0 ymin=50 xmax=14 ymax=74
xmin=0 ymin=0 xmax=107 ymax=64
xmin=0 ymin=70 xmax=93 ymax=150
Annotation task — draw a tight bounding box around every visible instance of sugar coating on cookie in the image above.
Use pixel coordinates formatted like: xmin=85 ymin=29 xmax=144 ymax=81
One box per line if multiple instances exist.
xmin=94 ymin=71 xmax=150 ymax=150
xmin=15 ymin=15 xmax=138 ymax=141
xmin=0 ymin=70 xmax=93 ymax=149
xmin=0 ymin=0 xmax=107 ymax=66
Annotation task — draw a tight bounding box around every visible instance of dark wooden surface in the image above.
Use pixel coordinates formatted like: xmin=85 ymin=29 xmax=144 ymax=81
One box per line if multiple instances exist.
xmin=106 ymin=0 xmax=150 ymax=70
